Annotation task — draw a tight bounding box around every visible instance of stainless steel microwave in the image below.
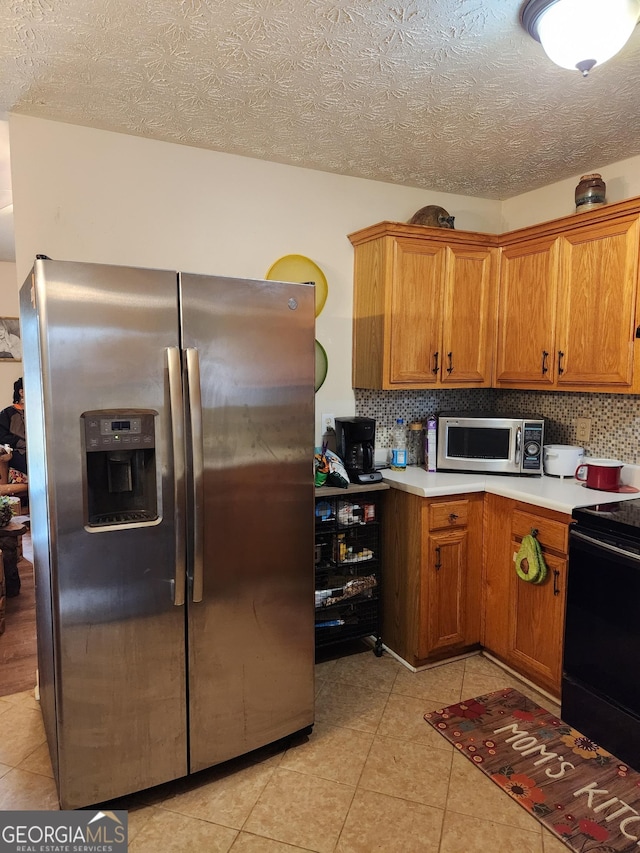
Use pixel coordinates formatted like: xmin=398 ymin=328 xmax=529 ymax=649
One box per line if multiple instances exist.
xmin=436 ymin=413 xmax=544 ymax=476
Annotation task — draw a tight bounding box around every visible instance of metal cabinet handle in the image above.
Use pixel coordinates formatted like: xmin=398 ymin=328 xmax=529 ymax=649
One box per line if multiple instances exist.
xmin=541 ymin=350 xmax=549 ymax=374
xmin=449 ymin=513 xmax=459 ymax=522
xmin=432 ymin=351 xmax=439 ymax=375
xmin=435 ymin=545 xmax=442 ymax=570
xmin=447 ymin=352 xmax=453 ymax=374
xmin=553 ymin=569 xmax=560 ymax=596
xmin=167 ymin=346 xmax=186 ymax=607
xmin=186 ymin=347 xmax=204 ymax=603
xmin=558 ymin=350 xmax=565 ymax=375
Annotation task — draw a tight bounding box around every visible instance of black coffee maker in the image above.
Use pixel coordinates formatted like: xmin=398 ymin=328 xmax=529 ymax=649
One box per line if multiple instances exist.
xmin=335 ymin=417 xmax=383 ymax=484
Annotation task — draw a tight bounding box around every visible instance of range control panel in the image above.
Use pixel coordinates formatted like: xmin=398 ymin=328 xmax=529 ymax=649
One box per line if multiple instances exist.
xmin=83 ymin=411 xmax=156 ymax=451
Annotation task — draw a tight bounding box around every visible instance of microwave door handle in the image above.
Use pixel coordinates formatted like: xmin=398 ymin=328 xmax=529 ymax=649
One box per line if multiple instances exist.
xmin=186 ymin=347 xmax=204 ymax=603
xmin=515 ymin=426 xmax=521 ymax=466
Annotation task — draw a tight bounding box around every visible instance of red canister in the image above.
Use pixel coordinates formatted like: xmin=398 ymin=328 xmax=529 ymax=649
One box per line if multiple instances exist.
xmin=575 ymin=458 xmax=623 ymax=490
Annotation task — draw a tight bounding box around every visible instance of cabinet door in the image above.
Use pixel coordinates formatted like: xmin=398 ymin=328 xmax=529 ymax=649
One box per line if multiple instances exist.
xmin=388 ymin=238 xmax=445 ymax=385
xmin=508 ymin=548 xmax=567 ymax=694
xmin=495 ymin=237 xmax=559 ymax=386
xmin=481 ymin=493 xmax=513 ymax=658
xmin=441 ymin=246 xmax=497 ymax=385
xmin=555 ymin=217 xmax=639 ymax=388
xmin=419 ymin=527 xmax=467 ymax=659
xmin=352 ymin=238 xmax=387 ymax=389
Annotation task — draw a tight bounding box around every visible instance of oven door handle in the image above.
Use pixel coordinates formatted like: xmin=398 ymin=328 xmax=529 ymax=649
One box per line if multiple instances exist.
xmin=571 ymin=529 xmax=640 ymax=563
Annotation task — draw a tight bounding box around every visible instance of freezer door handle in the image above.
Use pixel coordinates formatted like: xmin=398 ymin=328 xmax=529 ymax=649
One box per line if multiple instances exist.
xmin=186 ymin=347 xmax=204 ymax=602
xmin=167 ymin=346 xmax=186 ymax=606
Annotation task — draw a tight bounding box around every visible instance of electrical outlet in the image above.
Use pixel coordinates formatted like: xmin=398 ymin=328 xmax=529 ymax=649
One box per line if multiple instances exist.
xmin=576 ymin=417 xmax=592 ymax=443
xmin=322 ymin=413 xmax=335 ymax=433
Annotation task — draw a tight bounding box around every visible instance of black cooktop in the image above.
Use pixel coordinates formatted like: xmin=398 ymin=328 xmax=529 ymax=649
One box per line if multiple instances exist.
xmin=573 ymin=497 xmax=640 ymax=538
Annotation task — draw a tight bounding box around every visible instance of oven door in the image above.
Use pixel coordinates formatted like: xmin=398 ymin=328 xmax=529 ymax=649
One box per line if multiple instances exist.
xmin=436 ymin=418 xmax=521 ymax=474
xmin=563 ymin=525 xmax=640 ymax=766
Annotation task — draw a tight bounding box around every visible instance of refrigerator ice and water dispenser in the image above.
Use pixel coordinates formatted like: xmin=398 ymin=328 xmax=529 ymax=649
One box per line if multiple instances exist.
xmin=82 ymin=410 xmax=158 ymax=526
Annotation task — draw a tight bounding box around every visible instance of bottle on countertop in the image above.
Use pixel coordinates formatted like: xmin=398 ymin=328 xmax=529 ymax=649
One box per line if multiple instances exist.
xmin=425 ymin=415 xmax=437 ymax=472
xmin=408 ymin=421 xmax=424 ymax=466
xmin=390 ymin=418 xmax=407 ymax=471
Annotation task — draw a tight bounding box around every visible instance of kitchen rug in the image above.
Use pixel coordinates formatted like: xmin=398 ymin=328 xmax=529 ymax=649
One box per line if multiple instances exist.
xmin=425 ymin=688 xmax=640 ymax=852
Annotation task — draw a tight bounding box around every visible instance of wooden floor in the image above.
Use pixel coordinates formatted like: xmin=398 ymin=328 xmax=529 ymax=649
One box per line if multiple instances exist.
xmin=0 ymin=533 xmax=37 ymax=697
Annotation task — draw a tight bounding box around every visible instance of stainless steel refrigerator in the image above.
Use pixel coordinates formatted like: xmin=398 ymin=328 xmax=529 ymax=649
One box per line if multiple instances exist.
xmin=19 ymin=257 xmax=316 ymax=809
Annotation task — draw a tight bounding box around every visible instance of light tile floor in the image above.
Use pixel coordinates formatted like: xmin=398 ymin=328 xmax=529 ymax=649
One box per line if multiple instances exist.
xmin=0 ymin=644 xmax=571 ymax=852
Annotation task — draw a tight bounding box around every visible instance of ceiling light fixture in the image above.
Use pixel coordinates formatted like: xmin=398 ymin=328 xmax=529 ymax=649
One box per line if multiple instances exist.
xmin=522 ymin=0 xmax=640 ymax=76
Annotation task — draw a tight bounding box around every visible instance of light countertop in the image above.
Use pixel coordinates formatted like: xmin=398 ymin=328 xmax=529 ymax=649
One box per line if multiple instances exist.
xmin=315 ymin=481 xmax=390 ymax=498
xmin=380 ymin=465 xmax=640 ymax=515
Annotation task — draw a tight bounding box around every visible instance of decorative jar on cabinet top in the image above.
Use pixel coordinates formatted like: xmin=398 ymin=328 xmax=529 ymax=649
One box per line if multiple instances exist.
xmin=575 ymin=173 xmax=606 ymax=212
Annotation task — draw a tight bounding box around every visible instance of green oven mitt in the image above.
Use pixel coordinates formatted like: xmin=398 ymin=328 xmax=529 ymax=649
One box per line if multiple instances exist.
xmin=515 ymin=534 xmax=548 ymax=584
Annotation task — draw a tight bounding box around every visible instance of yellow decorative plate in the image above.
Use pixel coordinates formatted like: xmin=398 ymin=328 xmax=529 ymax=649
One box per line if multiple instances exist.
xmin=315 ymin=340 xmax=328 ymax=392
xmin=266 ymin=254 xmax=328 ymax=317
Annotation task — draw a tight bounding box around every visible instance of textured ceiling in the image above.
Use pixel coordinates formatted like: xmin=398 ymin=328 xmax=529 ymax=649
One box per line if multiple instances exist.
xmin=1 ymin=0 xmax=640 ymax=229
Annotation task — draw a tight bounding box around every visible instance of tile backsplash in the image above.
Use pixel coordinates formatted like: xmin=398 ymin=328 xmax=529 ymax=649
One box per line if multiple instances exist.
xmin=354 ymin=388 xmax=640 ymax=465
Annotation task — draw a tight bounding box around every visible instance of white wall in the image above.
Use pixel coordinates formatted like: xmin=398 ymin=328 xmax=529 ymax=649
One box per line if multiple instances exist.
xmin=502 ymin=153 xmax=640 ymax=231
xmin=0 ymin=260 xmax=21 ymax=407
xmin=9 ymin=115 xmax=502 ymax=443
xmin=11 ymin=115 xmax=640 ymax=445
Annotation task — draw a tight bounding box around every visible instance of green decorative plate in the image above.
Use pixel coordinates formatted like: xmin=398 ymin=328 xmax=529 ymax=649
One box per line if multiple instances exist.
xmin=315 ymin=340 xmax=328 ymax=392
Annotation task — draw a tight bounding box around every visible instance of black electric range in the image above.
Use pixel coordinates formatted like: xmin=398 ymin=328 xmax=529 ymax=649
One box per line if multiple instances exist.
xmin=563 ymin=497 xmax=640 ymax=770
xmin=573 ymin=496 xmax=640 ymax=542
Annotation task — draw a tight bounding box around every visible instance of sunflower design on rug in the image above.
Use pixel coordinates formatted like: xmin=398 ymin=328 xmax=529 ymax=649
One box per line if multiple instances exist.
xmin=561 ymin=730 xmax=613 ymax=766
xmin=491 ymin=767 xmax=551 ymax=816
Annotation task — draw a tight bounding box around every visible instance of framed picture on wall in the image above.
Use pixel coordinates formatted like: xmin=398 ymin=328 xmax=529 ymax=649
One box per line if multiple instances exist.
xmin=0 ymin=318 xmax=22 ymax=361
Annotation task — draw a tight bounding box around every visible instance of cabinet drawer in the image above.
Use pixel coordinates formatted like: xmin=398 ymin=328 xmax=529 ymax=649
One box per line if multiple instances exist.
xmin=430 ymin=500 xmax=469 ymax=530
xmin=512 ymin=510 xmax=568 ymax=554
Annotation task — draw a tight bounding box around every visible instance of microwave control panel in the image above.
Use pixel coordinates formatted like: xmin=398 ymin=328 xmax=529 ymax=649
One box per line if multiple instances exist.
xmin=522 ymin=421 xmax=544 ymax=471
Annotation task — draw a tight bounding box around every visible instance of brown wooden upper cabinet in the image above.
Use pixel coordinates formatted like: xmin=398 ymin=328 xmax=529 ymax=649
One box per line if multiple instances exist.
xmin=494 ymin=235 xmax=560 ymax=387
xmin=496 ymin=212 xmax=640 ymax=391
xmin=350 ymin=197 xmax=640 ymax=393
xmin=348 ymin=222 xmax=498 ymax=390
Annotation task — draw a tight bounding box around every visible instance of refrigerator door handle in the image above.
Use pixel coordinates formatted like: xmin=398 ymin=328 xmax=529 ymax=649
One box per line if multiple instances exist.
xmin=167 ymin=346 xmax=186 ymax=607
xmin=186 ymin=347 xmax=205 ymax=603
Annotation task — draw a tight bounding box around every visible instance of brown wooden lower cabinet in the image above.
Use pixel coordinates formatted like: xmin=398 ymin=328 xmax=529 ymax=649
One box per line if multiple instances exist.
xmin=382 ymin=489 xmax=483 ymax=668
xmin=381 ymin=488 xmax=570 ymax=697
xmin=483 ymin=493 xmax=570 ymax=698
